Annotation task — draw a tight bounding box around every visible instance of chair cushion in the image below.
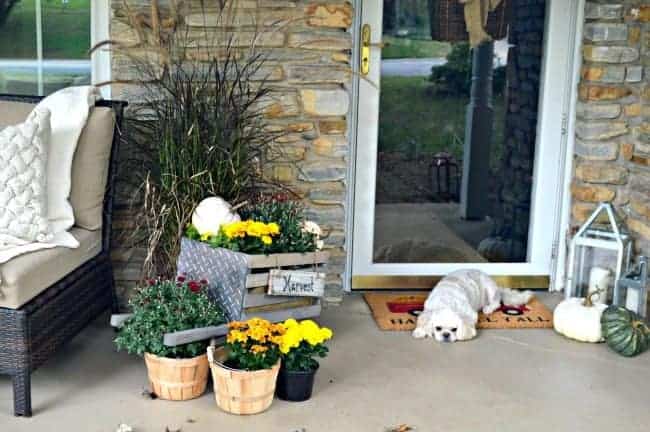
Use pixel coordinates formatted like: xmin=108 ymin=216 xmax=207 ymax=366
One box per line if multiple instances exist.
xmin=0 ymin=100 xmax=35 ymax=129
xmin=69 ymin=107 xmax=115 ymax=230
xmin=0 ymin=227 xmax=102 ymax=309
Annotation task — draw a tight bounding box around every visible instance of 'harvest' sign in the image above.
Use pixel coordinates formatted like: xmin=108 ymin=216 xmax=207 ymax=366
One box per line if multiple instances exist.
xmin=268 ymin=270 xmax=325 ymax=297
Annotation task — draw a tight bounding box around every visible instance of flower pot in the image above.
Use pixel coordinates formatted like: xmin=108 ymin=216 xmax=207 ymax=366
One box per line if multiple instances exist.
xmin=207 ymin=346 xmax=281 ymax=415
xmin=144 ymin=353 xmax=209 ymax=401
xmin=275 ymin=364 xmax=319 ymax=402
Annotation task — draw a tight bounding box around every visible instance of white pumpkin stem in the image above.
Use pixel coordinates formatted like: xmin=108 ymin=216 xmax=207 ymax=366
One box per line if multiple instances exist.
xmin=583 ymin=289 xmax=603 ymax=307
xmin=231 ymin=201 xmax=249 ymax=211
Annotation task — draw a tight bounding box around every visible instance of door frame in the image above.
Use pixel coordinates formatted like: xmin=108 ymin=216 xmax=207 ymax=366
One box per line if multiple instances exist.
xmin=344 ymin=0 xmax=584 ymax=290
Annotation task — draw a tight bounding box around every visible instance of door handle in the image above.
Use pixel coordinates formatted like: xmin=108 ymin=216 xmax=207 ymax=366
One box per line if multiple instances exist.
xmin=360 ymin=24 xmax=389 ymax=76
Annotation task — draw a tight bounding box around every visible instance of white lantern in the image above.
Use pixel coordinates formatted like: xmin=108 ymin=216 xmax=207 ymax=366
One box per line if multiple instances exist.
xmin=565 ymin=203 xmax=632 ymax=303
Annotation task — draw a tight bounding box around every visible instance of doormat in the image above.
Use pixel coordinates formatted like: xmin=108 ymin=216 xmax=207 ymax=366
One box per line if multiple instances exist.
xmin=363 ymin=293 xmax=553 ymax=331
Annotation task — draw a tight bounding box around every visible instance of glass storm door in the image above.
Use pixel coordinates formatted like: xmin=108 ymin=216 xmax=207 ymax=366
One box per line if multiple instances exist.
xmin=351 ymin=0 xmax=582 ymax=290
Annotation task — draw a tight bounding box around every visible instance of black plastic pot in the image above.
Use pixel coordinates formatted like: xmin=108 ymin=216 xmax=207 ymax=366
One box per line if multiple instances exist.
xmin=276 ymin=364 xmax=319 ymax=402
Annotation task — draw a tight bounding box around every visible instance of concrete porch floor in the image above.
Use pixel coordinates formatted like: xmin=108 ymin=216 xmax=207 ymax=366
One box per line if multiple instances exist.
xmin=1 ymin=293 xmax=649 ymax=432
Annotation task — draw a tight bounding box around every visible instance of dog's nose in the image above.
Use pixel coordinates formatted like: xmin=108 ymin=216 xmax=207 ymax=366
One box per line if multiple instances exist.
xmin=442 ymin=331 xmax=451 ymax=339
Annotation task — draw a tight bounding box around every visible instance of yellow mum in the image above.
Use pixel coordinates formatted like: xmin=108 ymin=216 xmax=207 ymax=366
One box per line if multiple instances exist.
xmin=226 ymin=330 xmax=248 ymax=344
xmin=228 ymin=321 xmax=245 ymax=329
xmin=261 ymin=235 xmax=273 ymax=245
xmin=283 ymin=318 xmax=299 ymax=329
xmin=279 ymin=327 xmax=302 ymax=354
xmin=250 ymin=344 xmax=268 ymax=354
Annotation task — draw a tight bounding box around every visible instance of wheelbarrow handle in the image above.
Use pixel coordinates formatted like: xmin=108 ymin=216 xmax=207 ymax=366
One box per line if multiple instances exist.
xmin=163 ymin=324 xmax=230 ymax=347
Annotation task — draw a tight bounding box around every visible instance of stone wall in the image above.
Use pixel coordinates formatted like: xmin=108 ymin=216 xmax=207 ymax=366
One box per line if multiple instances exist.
xmin=488 ymin=0 xmax=546 ymax=262
xmin=572 ymin=2 xmax=649 ymax=257
xmin=109 ymin=0 xmax=353 ymax=308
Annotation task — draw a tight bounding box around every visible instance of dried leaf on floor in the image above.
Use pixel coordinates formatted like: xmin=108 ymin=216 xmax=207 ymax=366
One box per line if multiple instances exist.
xmin=141 ymin=388 xmax=158 ymax=400
xmin=386 ymin=425 xmax=415 ymax=432
xmin=165 ymin=426 xmax=182 ymax=432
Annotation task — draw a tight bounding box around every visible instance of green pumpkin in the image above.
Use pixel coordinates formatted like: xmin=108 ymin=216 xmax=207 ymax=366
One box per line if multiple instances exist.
xmin=601 ymin=306 xmax=650 ymax=357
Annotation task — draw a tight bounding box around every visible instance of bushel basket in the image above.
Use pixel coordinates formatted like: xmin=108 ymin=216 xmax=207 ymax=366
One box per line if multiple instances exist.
xmin=429 ymin=0 xmax=510 ymax=42
xmin=208 ymin=346 xmax=281 ymax=415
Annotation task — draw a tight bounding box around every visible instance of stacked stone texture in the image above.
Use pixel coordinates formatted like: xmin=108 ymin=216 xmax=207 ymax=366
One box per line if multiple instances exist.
xmin=492 ymin=0 xmax=546 ymax=261
xmin=573 ymin=2 xmax=649 ymax=255
xmin=109 ymin=0 xmax=353 ymax=307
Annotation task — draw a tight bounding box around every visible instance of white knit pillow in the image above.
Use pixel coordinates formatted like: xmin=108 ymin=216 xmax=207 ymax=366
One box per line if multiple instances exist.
xmin=0 ymin=108 xmax=52 ymax=245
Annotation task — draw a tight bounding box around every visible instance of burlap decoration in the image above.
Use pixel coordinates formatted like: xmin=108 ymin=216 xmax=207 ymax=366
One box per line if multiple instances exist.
xmin=460 ymin=0 xmax=504 ymax=47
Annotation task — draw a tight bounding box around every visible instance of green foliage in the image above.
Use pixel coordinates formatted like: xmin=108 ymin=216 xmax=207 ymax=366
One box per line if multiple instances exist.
xmin=186 ymin=197 xmax=319 ymax=254
xmin=123 ymin=15 xmax=284 ymax=279
xmin=382 ymin=36 xmax=450 ymax=60
xmin=225 ymin=341 xmax=281 ymax=371
xmin=429 ymin=43 xmax=472 ymax=96
xmin=0 ymin=0 xmax=90 ymax=59
xmin=282 ymin=341 xmax=328 ymax=372
xmin=240 ymin=198 xmax=318 ymax=254
xmin=115 ymin=279 xmax=226 ymax=359
xmin=188 ymin=219 xmax=281 ymax=254
xmin=429 ymin=42 xmax=506 ymax=97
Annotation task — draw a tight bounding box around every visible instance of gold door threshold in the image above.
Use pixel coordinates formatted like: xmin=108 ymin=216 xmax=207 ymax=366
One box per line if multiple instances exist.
xmin=352 ymin=275 xmax=550 ymax=290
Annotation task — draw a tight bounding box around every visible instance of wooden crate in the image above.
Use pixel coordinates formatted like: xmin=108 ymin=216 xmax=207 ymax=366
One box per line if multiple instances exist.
xmin=241 ymin=251 xmax=329 ymax=318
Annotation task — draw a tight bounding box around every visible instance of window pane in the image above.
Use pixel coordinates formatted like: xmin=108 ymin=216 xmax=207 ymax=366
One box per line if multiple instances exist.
xmin=0 ymin=0 xmax=38 ymax=94
xmin=0 ymin=0 xmax=37 ymax=59
xmin=42 ymin=0 xmax=91 ymax=92
xmin=42 ymin=0 xmax=90 ymax=60
xmin=0 ymin=0 xmax=91 ymax=95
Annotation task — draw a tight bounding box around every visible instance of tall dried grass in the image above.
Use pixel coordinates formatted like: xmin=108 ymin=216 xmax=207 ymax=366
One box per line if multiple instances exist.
xmin=97 ymin=1 xmax=286 ymax=278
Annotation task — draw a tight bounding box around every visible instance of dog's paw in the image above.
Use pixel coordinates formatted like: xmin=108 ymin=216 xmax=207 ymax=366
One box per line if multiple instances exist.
xmin=482 ymin=303 xmax=500 ymax=315
xmin=412 ymin=327 xmax=428 ymax=339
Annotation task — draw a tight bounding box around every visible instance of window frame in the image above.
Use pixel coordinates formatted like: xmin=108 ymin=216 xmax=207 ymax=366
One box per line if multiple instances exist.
xmin=91 ymin=0 xmax=111 ymax=98
xmin=0 ymin=0 xmax=110 ymax=97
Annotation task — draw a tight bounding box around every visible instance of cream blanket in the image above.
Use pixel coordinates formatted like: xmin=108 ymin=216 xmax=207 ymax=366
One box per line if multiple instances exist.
xmin=460 ymin=0 xmax=503 ymax=47
xmin=0 ymin=86 xmax=99 ymax=266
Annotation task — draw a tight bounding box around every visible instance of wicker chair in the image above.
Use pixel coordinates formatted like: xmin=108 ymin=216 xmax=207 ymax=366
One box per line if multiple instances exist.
xmin=0 ymin=94 xmax=126 ymax=416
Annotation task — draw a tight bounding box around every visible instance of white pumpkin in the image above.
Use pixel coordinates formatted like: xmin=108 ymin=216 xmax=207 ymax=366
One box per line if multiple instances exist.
xmin=191 ymin=197 xmax=240 ymax=236
xmin=553 ymin=294 xmax=607 ymax=343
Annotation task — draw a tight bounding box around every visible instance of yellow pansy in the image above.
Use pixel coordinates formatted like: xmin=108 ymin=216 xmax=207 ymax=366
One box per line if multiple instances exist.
xmin=246 ymin=221 xmax=266 ymax=237
xmin=267 ymin=222 xmax=280 ymax=235
xmin=200 ymin=231 xmax=215 ymax=241
xmin=222 ymin=221 xmax=247 ymax=239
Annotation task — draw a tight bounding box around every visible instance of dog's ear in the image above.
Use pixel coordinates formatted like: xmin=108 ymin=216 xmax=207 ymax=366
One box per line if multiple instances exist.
xmin=456 ymin=318 xmax=477 ymax=341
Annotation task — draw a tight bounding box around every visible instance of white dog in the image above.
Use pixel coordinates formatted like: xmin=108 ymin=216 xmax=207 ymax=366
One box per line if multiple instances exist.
xmin=413 ymin=270 xmax=533 ymax=342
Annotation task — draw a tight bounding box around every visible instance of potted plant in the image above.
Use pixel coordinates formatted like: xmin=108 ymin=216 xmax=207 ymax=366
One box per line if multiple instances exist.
xmin=276 ymin=319 xmax=333 ymax=402
xmin=183 ymin=196 xmax=328 ymax=316
xmin=207 ymin=318 xmax=286 ymax=414
xmin=115 ymin=277 xmax=226 ymax=401
xmin=186 ymin=196 xmax=325 ymax=255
